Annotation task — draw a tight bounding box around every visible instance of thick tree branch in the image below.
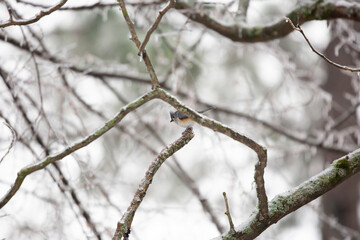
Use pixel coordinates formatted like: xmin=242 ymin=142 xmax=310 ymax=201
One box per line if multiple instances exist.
xmin=175 ymin=1 xmax=360 ymax=43
xmin=0 ymin=90 xmax=158 ymax=209
xmin=112 ymin=128 xmax=195 ymax=240
xmin=156 ymin=88 xmax=269 ymax=221
xmin=216 ymin=149 xmax=360 ymax=240
xmin=0 ymin=0 xmax=68 ymax=28
xmin=0 ymin=31 xmax=351 ymax=153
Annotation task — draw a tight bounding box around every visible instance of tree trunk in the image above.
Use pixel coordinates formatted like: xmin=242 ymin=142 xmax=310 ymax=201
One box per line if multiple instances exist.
xmin=321 ymin=23 xmax=360 ymax=240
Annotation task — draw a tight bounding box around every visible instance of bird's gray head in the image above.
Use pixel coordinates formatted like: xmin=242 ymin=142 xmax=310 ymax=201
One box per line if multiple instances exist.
xmin=170 ymin=111 xmax=176 ymax=122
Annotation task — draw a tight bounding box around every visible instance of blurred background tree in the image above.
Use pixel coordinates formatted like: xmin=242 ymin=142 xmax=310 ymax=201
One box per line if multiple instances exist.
xmin=0 ymin=0 xmax=359 ymax=239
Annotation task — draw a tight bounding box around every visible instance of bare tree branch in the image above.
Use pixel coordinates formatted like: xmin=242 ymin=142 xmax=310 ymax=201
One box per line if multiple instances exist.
xmin=285 ymin=17 xmax=360 ymax=72
xmin=0 ymin=30 xmax=352 ymax=153
xmin=215 ymin=149 xmax=360 ymax=240
xmin=254 ymin=148 xmax=268 ymax=221
xmin=112 ymin=128 xmax=195 ymax=240
xmin=0 ymin=120 xmax=17 ymax=164
xmin=223 ymin=192 xmax=235 ymax=232
xmin=117 ymin=0 xmax=160 ymax=89
xmin=0 ymin=100 xmax=102 ymax=239
xmin=0 ymin=31 xmax=354 ymax=155
xmin=138 ymin=0 xmax=176 ymax=55
xmin=15 ymin=0 xmax=167 ymax=10
xmin=156 ymin=88 xmax=269 ymax=221
xmin=0 ymin=33 xmax=152 ymax=85
xmin=0 ymin=0 xmax=68 ymax=28
xmin=0 ymin=89 xmax=158 ymax=209
xmin=175 ymin=1 xmax=360 ymax=43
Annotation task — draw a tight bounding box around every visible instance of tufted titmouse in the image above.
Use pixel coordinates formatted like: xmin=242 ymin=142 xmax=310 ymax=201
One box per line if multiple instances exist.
xmin=170 ymin=107 xmax=213 ymax=128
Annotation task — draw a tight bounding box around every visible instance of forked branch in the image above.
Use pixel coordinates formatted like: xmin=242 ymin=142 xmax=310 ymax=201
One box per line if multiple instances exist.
xmin=0 ymin=0 xmax=68 ymax=28
xmin=117 ymin=0 xmax=161 ymax=89
xmin=138 ymin=0 xmax=176 ymax=55
xmin=218 ymin=149 xmax=360 ymax=240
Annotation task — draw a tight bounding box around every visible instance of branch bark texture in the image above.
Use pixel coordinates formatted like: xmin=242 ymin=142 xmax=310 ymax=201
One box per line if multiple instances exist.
xmin=216 ymin=149 xmax=360 ymax=240
xmin=0 ymin=0 xmax=68 ymax=28
xmin=176 ymin=1 xmax=360 ymax=43
xmin=112 ymin=128 xmax=195 ymax=240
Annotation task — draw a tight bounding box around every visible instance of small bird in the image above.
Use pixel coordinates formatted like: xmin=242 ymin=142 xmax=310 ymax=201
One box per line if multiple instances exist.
xmin=170 ymin=107 xmax=213 ymax=128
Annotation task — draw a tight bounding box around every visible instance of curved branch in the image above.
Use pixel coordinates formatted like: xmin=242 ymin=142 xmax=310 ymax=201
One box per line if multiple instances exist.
xmin=0 ymin=30 xmax=351 ymax=153
xmin=156 ymin=88 xmax=269 ymax=221
xmin=112 ymin=128 xmax=195 ymax=240
xmin=0 ymin=0 xmax=68 ymax=28
xmin=175 ymin=1 xmax=360 ymax=43
xmin=0 ymin=29 xmax=351 ymax=153
xmin=0 ymin=89 xmax=158 ymax=209
xmin=216 ymin=148 xmax=360 ymax=240
xmin=285 ymin=17 xmax=360 ymax=72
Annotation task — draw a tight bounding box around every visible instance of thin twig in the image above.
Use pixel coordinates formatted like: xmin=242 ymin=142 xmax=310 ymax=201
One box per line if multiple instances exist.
xmin=138 ymin=0 xmax=176 ymax=55
xmin=15 ymin=0 xmax=167 ymax=10
xmin=222 ymin=192 xmax=235 ymax=232
xmin=117 ymin=0 xmax=160 ymax=89
xmin=0 ymin=31 xmax=152 ymax=85
xmin=17 ymin=25 xmax=45 ymax=119
xmin=0 ymin=89 xmax=158 ymax=209
xmin=0 ymin=67 xmax=103 ymax=239
xmin=112 ymin=128 xmax=195 ymax=240
xmin=285 ymin=17 xmax=360 ymax=72
xmin=0 ymin=113 xmax=97 ymax=239
xmin=319 ymin=101 xmax=360 ymax=147
xmin=0 ymin=121 xmax=17 ymax=164
xmin=0 ymin=0 xmax=68 ymax=28
xmin=327 ymin=101 xmax=360 ymax=132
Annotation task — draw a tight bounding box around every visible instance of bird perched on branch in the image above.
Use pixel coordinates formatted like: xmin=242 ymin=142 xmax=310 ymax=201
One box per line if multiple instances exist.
xmin=170 ymin=107 xmax=213 ymax=128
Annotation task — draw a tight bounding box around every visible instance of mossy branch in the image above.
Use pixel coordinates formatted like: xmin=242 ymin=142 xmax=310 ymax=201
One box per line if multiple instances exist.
xmin=175 ymin=1 xmax=360 ymax=43
xmin=218 ymin=149 xmax=360 ymax=240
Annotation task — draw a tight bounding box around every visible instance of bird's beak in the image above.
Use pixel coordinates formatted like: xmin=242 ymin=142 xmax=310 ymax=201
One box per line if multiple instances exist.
xmin=170 ymin=119 xmax=173 ymax=122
